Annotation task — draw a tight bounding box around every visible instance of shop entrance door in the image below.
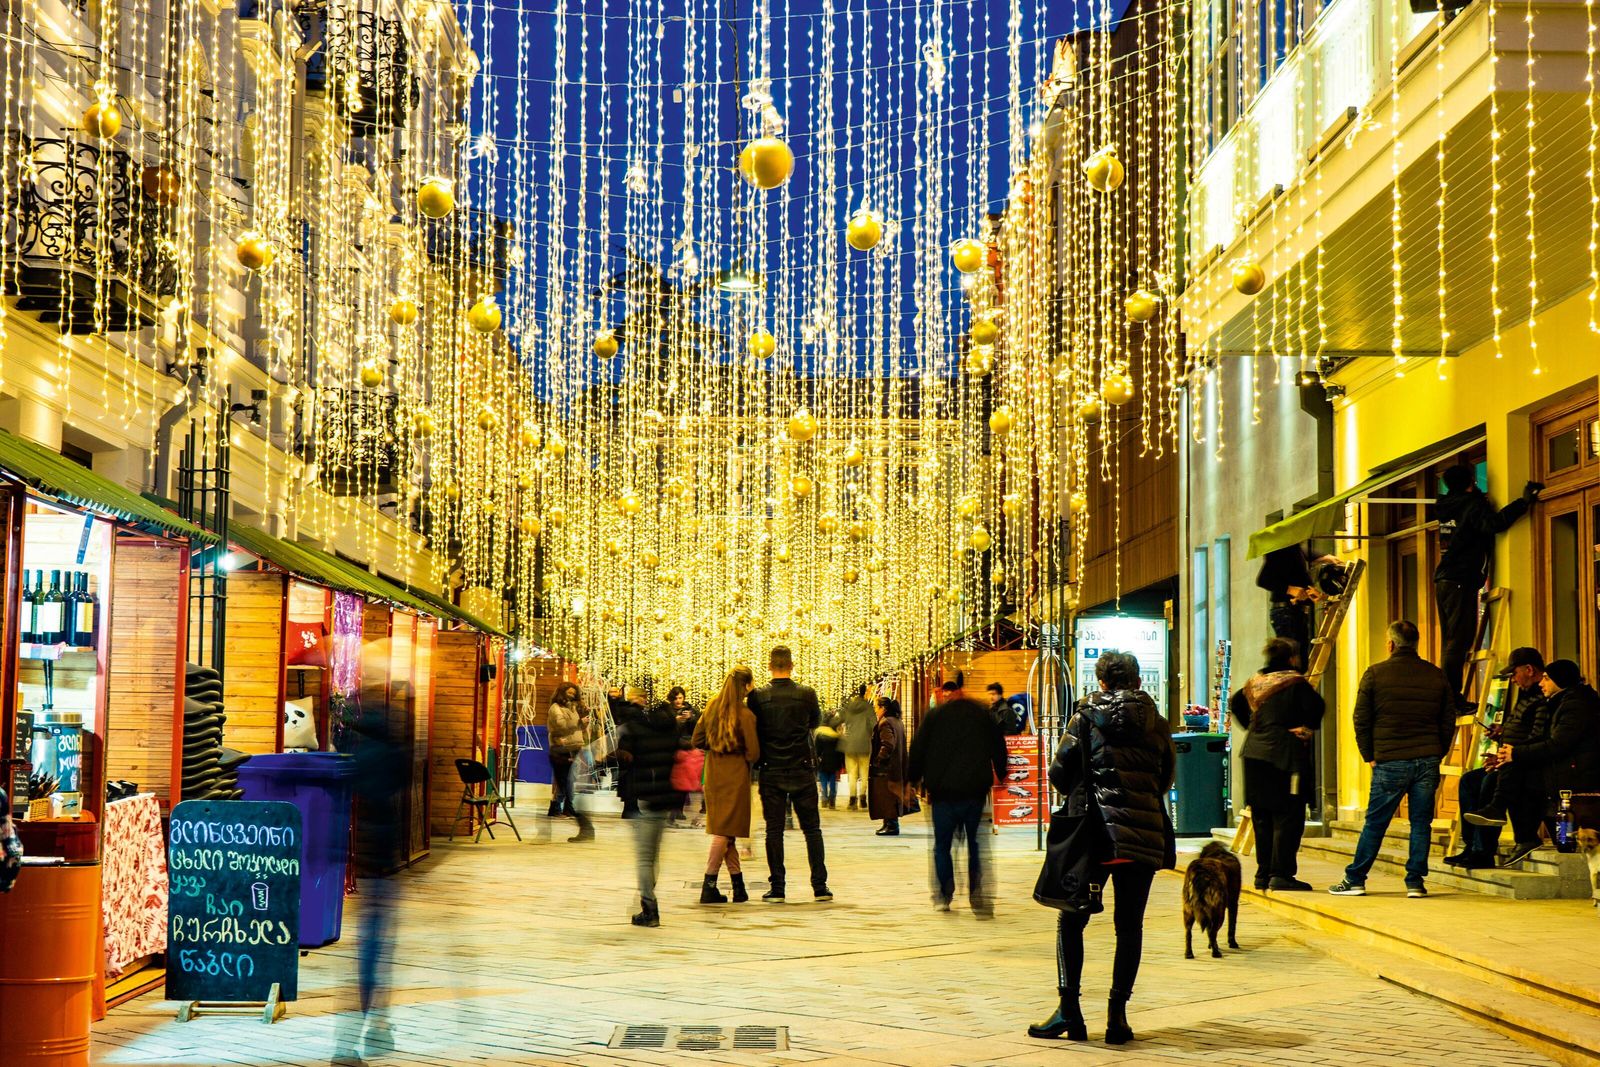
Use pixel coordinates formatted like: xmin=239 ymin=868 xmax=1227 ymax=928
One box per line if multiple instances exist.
xmin=1532 ymin=391 xmax=1600 ymax=669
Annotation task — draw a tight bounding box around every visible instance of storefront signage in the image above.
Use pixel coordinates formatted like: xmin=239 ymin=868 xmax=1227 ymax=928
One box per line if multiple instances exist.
xmin=1074 ymin=615 xmax=1168 ymax=709
xmin=992 ymin=734 xmax=1042 ymax=826
xmin=166 ymin=800 xmax=302 ymax=1002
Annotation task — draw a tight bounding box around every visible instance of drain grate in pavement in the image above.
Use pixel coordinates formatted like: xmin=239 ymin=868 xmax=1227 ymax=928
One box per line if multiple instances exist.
xmin=608 ymin=1025 xmax=789 ymax=1051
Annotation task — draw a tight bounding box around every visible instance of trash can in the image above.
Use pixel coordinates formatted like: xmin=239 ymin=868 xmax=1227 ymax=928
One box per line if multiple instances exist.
xmin=1169 ymin=732 xmax=1228 ymax=835
xmin=236 ymin=752 xmax=355 ymax=948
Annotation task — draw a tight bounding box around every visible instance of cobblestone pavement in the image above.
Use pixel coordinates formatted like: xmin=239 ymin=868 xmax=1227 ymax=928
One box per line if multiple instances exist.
xmin=96 ymin=806 xmax=1557 ymax=1066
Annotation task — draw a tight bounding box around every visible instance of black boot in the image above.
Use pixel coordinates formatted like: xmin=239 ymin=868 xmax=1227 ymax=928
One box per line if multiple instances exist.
xmin=631 ymin=898 xmax=660 ymax=927
xmin=847 ymin=796 xmax=858 ymax=811
xmin=699 ymin=876 xmax=728 ymax=905
xmin=730 ymin=874 xmax=749 ymax=903
xmin=547 ymin=799 xmax=563 ymax=817
xmin=1027 ymin=988 xmax=1086 ymax=1041
xmin=1105 ymin=991 xmax=1134 ymax=1045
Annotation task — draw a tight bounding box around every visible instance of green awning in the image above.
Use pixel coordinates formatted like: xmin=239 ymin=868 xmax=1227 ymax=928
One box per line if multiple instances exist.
xmin=1247 ymin=425 xmax=1484 ymax=559
xmin=396 ymin=583 xmax=508 ymax=638
xmin=0 ymin=428 xmax=215 ymax=542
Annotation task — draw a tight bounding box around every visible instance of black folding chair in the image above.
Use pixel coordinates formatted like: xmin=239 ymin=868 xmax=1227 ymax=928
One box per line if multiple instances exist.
xmin=448 ymin=758 xmax=522 ymax=843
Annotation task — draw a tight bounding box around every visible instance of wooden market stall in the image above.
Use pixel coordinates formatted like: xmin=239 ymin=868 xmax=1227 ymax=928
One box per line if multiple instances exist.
xmin=429 ymin=627 xmax=506 ymax=838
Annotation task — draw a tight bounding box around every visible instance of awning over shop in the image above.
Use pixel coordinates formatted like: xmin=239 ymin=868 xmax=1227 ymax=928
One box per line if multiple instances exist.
xmin=1246 ymin=425 xmax=1485 ymax=559
xmin=397 ymin=584 xmax=508 ymax=638
xmin=0 ymin=428 xmax=216 ymax=542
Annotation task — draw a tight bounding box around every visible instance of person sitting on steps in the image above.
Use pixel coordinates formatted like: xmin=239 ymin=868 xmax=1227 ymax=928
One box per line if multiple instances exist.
xmin=1450 ymin=647 xmax=1548 ymax=869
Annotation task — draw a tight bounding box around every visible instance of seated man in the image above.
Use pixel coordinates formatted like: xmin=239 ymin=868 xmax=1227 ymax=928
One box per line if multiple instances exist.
xmin=1478 ymin=659 xmax=1600 ymax=867
xmin=1449 ymin=647 xmax=1547 ymax=869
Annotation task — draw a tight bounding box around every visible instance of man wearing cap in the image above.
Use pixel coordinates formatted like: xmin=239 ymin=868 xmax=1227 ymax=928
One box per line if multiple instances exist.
xmin=1447 ymin=647 xmax=1548 ymax=869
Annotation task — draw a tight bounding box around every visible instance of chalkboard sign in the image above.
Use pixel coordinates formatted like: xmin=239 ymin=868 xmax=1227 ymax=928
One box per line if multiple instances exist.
xmin=167 ymin=800 xmax=301 ymax=1002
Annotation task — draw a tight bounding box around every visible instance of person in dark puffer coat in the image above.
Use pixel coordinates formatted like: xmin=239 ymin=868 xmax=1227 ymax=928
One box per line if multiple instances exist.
xmin=618 ymin=700 xmax=684 ymax=927
xmin=1029 ymin=651 xmax=1174 ymax=1048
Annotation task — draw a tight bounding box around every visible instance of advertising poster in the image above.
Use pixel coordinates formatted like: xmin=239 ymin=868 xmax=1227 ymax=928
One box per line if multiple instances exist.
xmin=1074 ymin=615 xmax=1168 ymax=705
xmin=992 ymin=733 xmax=1042 ymax=826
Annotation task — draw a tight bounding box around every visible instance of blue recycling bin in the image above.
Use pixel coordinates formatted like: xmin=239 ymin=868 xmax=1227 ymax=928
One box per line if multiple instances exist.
xmin=236 ymin=752 xmax=355 ymax=948
xmin=1169 ymin=732 xmax=1228 ymax=835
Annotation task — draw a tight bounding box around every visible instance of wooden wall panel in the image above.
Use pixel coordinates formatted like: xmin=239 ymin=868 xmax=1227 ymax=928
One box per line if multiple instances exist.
xmin=430 ymin=630 xmax=483 ymax=835
xmin=1078 ymin=423 xmax=1178 ymax=610
xmin=104 ymin=540 xmax=184 ymax=808
xmin=221 ymin=571 xmax=287 ymax=755
xmin=410 ymin=620 xmax=435 ymax=859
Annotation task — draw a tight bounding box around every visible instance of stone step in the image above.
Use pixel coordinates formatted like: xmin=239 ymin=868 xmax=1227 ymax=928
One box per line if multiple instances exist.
xmin=1326 ymin=817 xmax=1590 ymax=886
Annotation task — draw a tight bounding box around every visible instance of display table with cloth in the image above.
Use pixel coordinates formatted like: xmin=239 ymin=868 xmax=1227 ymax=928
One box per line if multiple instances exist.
xmin=100 ymin=793 xmax=168 ymax=978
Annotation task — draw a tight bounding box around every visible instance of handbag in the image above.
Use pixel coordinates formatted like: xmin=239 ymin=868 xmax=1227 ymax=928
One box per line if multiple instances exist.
xmin=1033 ymin=716 xmax=1110 ymax=914
xmin=671 ymin=747 xmax=706 ymax=793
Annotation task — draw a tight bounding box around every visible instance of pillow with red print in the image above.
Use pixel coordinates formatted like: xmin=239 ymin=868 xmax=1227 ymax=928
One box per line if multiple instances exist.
xmin=286 ymin=620 xmax=327 ymax=667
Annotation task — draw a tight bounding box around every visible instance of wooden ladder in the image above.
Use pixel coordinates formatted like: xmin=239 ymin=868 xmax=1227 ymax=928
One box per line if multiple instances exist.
xmin=1232 ymin=558 xmax=1365 ymax=856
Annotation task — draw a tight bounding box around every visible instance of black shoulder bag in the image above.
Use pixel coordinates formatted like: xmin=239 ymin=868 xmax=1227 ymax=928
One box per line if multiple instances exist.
xmin=1032 ymin=717 xmax=1109 ymax=914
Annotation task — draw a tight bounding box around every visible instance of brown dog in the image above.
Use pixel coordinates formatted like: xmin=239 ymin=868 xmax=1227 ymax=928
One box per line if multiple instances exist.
xmin=1184 ymin=841 xmax=1242 ymax=958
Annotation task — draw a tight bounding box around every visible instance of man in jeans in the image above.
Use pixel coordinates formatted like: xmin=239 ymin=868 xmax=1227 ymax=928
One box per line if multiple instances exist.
xmin=750 ymin=646 xmax=831 ymax=902
xmin=1330 ymin=621 xmax=1457 ymax=898
xmin=908 ymin=688 xmax=1007 ymax=916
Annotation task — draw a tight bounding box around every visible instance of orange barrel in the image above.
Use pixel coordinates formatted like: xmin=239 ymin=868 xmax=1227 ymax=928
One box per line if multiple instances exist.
xmin=0 ymin=862 xmax=100 ymax=1066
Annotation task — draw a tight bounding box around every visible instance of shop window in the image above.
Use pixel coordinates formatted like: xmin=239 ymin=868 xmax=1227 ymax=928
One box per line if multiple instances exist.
xmin=1213 ymin=536 xmax=1232 ymax=648
xmin=1548 ymin=509 xmax=1582 ymax=662
xmin=1532 ymin=389 xmax=1600 ymax=671
xmin=1191 ymin=546 xmax=1209 ymax=706
xmin=1548 ymin=426 xmax=1582 ymax=477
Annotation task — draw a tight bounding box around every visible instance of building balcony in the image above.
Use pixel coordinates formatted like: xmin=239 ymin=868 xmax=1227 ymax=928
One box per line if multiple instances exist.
xmin=1178 ymin=0 xmax=1592 ymax=360
xmin=2 ymin=135 xmax=180 ymax=333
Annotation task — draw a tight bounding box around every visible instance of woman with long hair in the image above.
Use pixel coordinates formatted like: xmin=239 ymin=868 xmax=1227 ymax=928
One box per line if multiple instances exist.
xmin=1030 ymin=651 xmax=1174 ymax=1046
xmin=546 ymin=682 xmax=594 ymax=842
xmin=869 ymin=697 xmax=909 ymax=836
xmin=692 ymin=666 xmax=760 ymax=904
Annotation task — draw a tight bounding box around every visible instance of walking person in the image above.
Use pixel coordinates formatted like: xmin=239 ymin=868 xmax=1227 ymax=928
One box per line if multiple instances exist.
xmin=869 ymin=696 xmax=910 ymax=836
xmin=614 ymin=685 xmax=648 ymax=819
xmin=908 ymin=685 xmax=1006 ymax=914
xmin=1433 ymin=464 xmax=1541 ymax=704
xmin=749 ymin=646 xmax=832 ymax=902
xmin=1230 ymin=637 xmax=1325 ymax=890
xmin=814 ymin=722 xmax=844 ymax=808
xmin=617 ymin=695 xmax=683 ymax=927
xmin=692 ymin=667 xmax=760 ymax=904
xmin=1450 ymin=647 xmax=1548 ymax=868
xmin=665 ymin=687 xmax=703 ymax=829
xmin=830 ymin=684 xmax=875 ymax=811
xmin=1329 ymin=621 xmax=1455 ymax=898
xmin=1028 ymin=651 xmax=1175 ymax=1046
xmin=546 ymin=682 xmax=595 ymax=842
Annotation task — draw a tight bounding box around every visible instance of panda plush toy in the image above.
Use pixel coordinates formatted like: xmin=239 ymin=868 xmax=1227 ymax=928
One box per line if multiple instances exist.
xmin=282 ymin=698 xmax=318 ymax=750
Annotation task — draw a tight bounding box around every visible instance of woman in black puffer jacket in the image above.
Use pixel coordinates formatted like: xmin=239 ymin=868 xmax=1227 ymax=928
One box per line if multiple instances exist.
xmin=1030 ymin=651 xmax=1175 ymax=1047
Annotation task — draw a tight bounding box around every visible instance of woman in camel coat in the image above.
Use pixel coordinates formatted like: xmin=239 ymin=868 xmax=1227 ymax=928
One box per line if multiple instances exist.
xmin=692 ymin=666 xmax=760 ymax=903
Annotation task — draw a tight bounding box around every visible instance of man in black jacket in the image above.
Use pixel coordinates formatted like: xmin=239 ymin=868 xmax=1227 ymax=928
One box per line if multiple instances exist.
xmin=749 ymin=646 xmax=831 ymax=902
xmin=1494 ymin=659 xmax=1600 ymax=866
xmin=1433 ymin=464 xmax=1541 ymax=703
xmin=617 ymin=699 xmax=684 ymax=927
xmin=1451 ymin=647 xmax=1548 ymax=868
xmin=909 ymin=692 xmax=1007 ymax=915
xmin=1330 ymin=621 xmax=1455 ymax=898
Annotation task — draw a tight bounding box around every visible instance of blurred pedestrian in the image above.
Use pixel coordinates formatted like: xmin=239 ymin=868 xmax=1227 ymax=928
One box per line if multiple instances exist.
xmin=615 ymin=684 xmax=648 ymax=819
xmin=617 ymin=694 xmax=682 ymax=927
xmin=693 ymin=666 xmax=760 ymax=904
xmin=750 ymin=646 xmax=831 ymax=902
xmin=869 ymin=696 xmax=910 ymax=836
xmin=546 ymin=682 xmax=595 ymax=843
xmin=909 ymin=686 xmax=1006 ymax=914
xmin=830 ymin=684 xmax=875 ymax=811
xmin=814 ymin=723 xmax=843 ymax=808
xmin=1029 ymin=651 xmax=1174 ymax=1047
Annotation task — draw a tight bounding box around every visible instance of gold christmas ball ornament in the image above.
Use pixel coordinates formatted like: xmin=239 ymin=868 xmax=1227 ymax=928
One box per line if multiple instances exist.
xmin=817 ymin=512 xmax=841 ymax=534
xmin=786 ymin=408 xmax=818 ymax=442
xmin=1102 ymin=369 xmax=1137 ymax=406
xmin=968 ymin=526 xmax=993 ymax=553
xmin=944 ymin=588 xmax=961 ymax=605
xmin=519 ymin=424 xmax=542 ymax=447
xmin=411 ymin=410 xmax=436 ymax=436
xmin=235 ymin=231 xmax=276 ymax=272
xmin=1232 ymin=260 xmax=1267 ymax=296
xmin=639 ymin=550 xmax=661 ymax=569
xmin=1002 ymin=493 xmax=1023 ymax=519
xmin=665 ymin=476 xmax=687 ymax=499
xmin=616 ymin=490 xmax=642 ymax=517
xmin=652 ymin=607 xmax=667 ymax=623
xmin=1069 ymin=490 xmax=1089 ymax=515
xmin=140 ymin=165 xmax=182 ymax=205
xmin=389 ymin=298 xmax=420 ymax=326
xmin=841 ymin=441 xmax=865 ymax=467
xmin=970 ymin=317 xmax=1000 ymax=346
xmin=817 ymin=621 xmax=834 ymax=635
xmin=738 ymin=136 xmax=795 ymax=189
xmin=846 ymin=209 xmax=884 ymax=251
xmin=989 ymin=405 xmax=1015 ymax=435
xmin=711 ymin=538 xmax=728 ymax=556
xmin=548 ymin=506 xmax=567 ymax=528
xmin=1077 ymin=396 xmax=1104 ymax=423
xmin=520 ymin=517 xmax=541 ymax=536
xmin=440 ymin=482 xmax=461 ymax=502
xmin=1082 ymin=146 xmax=1126 ymax=193
xmin=950 ymin=238 xmax=987 ymax=275
xmin=846 ymin=520 xmax=868 ymax=542
xmin=955 ymin=494 xmax=980 ymax=519
xmin=358 ymin=360 xmax=384 ymax=389
xmin=1124 ymin=289 xmax=1160 ymax=323
xmin=544 ymin=433 xmax=567 ymax=458
xmin=82 ymin=97 xmax=122 ymax=139
xmin=865 ymin=556 xmax=885 ymax=573
xmin=991 ymin=568 xmax=1007 ymax=587
xmin=774 ymin=543 xmax=792 ymax=563
xmin=593 ymin=329 xmax=619 ymax=359
xmin=965 ymin=348 xmax=995 ymax=377
xmin=868 ymin=634 xmax=884 ymax=652
xmin=466 ymin=298 xmax=502 ymax=333
xmin=604 ymin=537 xmax=622 ymax=557
xmin=842 ymin=568 xmax=860 ymax=584
xmin=516 ymin=472 xmax=534 ymax=491
xmin=790 ymin=474 xmax=814 ymax=498
xmin=747 ymin=328 xmax=777 ymax=360
xmin=416 ymin=176 xmax=456 ymax=219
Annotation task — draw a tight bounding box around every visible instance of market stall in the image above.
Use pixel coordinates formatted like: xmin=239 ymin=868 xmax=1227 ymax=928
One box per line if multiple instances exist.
xmin=429 ymin=629 xmax=505 ymax=837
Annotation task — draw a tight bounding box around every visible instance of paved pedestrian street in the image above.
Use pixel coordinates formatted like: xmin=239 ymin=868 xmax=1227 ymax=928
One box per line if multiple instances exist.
xmin=95 ymin=809 xmax=1557 ymax=1067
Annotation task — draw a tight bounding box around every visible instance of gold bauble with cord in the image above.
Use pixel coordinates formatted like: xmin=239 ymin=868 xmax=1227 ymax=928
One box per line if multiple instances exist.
xmin=604 ymin=537 xmax=622 ymax=557
xmin=389 ymin=298 xmax=420 ymax=326
xmin=466 ymin=298 xmax=501 ymax=333
xmin=955 ymin=494 xmax=980 ymax=519
xmin=738 ymin=136 xmax=795 ymax=189
xmin=748 ymin=328 xmax=777 ymax=359
xmin=865 ymin=555 xmax=884 ymax=573
xmin=1102 ymin=369 xmax=1137 ymax=406
xmin=417 ymin=176 xmax=456 ymax=218
xmin=358 ymin=360 xmax=384 ymax=389
xmin=1124 ymin=290 xmax=1160 ymax=323
xmin=82 ymin=97 xmax=122 ymax=139
xmin=868 ymin=634 xmax=884 ymax=652
xmin=968 ymin=526 xmax=993 ymax=553
xmin=944 ymin=588 xmax=961 ymax=605
xmin=640 ymin=550 xmax=661 ymax=569
xmin=790 ymin=474 xmax=813 ymax=499
xmin=991 ymin=568 xmax=1007 ymax=588
xmin=475 ymin=405 xmax=498 ymax=431
xmin=1069 ymin=490 xmax=1089 ymax=516
xmin=1002 ymin=493 xmax=1023 ymax=519
xmin=970 ymin=317 xmax=1000 ymax=346
xmin=950 ymin=238 xmax=987 ymax=274
xmin=236 ymin=231 xmax=276 ymax=271
xmin=817 ymin=512 xmax=840 ymax=534
xmin=818 ymin=621 xmax=834 ymax=635
xmin=547 ymin=506 xmax=567 ymax=529
xmin=1232 ymin=261 xmax=1267 ymax=296
xmin=846 ymin=209 xmax=884 ymax=251
xmin=842 ymin=568 xmax=860 ymax=585
xmin=774 ymin=543 xmax=791 ymax=563
xmin=616 ymin=490 xmax=642 ymax=517
xmin=1078 ymin=396 xmax=1104 ymax=423
xmin=965 ymin=348 xmax=994 ymax=377
xmin=652 ymin=607 xmax=667 ymax=623
xmin=520 ymin=517 xmax=541 ymax=536
xmin=841 ymin=441 xmax=865 ymax=467
xmin=140 ymin=165 xmax=182 ymax=205
xmin=712 ymin=538 xmax=728 ymax=556
xmin=846 ymin=520 xmax=868 ymax=542
xmin=593 ymin=329 xmax=619 ymax=359
xmin=411 ymin=410 xmax=436 ymax=437
xmin=786 ymin=408 xmax=818 ymax=442
xmin=665 ymin=476 xmax=687 ymax=500
xmin=989 ymin=405 xmax=1015 ymax=435
xmin=440 ymin=482 xmax=460 ymax=502
xmin=1082 ymin=147 xmax=1125 ymax=193
xmin=516 ymin=472 xmax=533 ymax=491
xmin=520 ymin=424 xmax=541 ymax=448
xmin=544 ymin=434 xmax=567 ymax=459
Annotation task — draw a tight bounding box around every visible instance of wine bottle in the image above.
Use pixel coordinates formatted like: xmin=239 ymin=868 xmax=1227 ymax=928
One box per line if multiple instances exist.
xmin=39 ymin=569 xmax=65 ymax=646
xmin=20 ymin=570 xmax=34 ymax=644
xmin=74 ymin=573 xmax=97 ymax=650
xmin=28 ymin=570 xmax=43 ymax=646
